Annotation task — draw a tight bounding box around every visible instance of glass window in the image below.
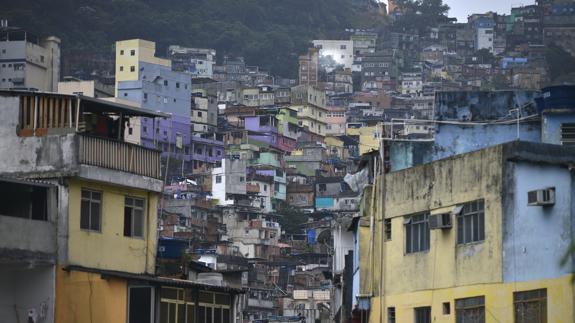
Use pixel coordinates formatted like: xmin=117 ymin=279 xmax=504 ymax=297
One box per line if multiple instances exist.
xmin=414 ymin=307 xmax=431 ymax=323
xmin=131 ymin=49 xmax=136 ymax=56
xmin=457 ymin=200 xmax=485 ymax=244
xmin=81 ymin=189 xmax=102 ymax=231
xmin=514 ymin=289 xmax=546 ymax=323
xmin=124 ymin=197 xmax=145 ymax=238
xmin=405 ymin=213 xmax=430 ymax=253
xmin=456 ymin=296 xmax=485 ymax=323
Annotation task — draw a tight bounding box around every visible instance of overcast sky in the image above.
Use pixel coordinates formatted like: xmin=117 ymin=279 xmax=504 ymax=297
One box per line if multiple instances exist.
xmin=384 ymin=0 xmax=537 ymax=22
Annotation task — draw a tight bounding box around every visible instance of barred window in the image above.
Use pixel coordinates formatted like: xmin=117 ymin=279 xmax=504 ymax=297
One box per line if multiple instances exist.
xmin=456 ymin=296 xmax=485 ymax=323
xmin=514 ymin=289 xmax=547 ymax=323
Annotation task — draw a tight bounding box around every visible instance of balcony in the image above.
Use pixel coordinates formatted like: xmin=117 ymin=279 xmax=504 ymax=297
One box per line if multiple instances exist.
xmin=79 ymin=135 xmax=161 ymax=179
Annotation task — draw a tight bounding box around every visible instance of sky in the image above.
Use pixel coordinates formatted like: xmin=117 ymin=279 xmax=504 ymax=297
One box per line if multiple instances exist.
xmin=384 ymin=0 xmax=537 ymax=22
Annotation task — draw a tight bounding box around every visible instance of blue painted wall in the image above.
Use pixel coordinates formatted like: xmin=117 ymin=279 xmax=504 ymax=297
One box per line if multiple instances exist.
xmin=542 ymin=113 xmax=575 ymax=145
xmin=502 ymin=162 xmax=574 ymax=283
xmin=316 ymin=197 xmax=335 ymax=210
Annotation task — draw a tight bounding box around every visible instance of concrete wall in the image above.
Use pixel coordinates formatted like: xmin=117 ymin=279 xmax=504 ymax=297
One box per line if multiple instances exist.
xmin=0 ymin=266 xmax=55 ymax=323
xmin=503 ymin=161 xmax=574 ymax=282
xmin=67 ymin=179 xmax=157 ymax=274
xmin=56 ymin=268 xmax=128 ymax=323
xmin=542 ymin=112 xmax=575 ymax=145
xmin=0 ymin=215 xmax=57 ymax=255
xmin=0 ymin=95 xmax=79 ymax=177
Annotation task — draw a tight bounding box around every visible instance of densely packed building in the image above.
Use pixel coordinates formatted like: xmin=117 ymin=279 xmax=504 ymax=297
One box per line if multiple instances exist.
xmin=1 ymin=0 xmax=575 ymax=322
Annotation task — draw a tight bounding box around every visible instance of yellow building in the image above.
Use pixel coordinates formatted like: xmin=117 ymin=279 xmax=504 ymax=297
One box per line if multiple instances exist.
xmin=291 ymin=85 xmax=328 ymax=137
xmin=360 ymin=142 xmax=575 ymax=323
xmin=115 ymin=39 xmax=171 ymax=95
xmin=346 ymin=125 xmax=380 ymax=156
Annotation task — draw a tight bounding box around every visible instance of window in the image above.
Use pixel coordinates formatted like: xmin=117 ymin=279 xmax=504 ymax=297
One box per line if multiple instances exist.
xmin=215 ymin=176 xmax=222 ymax=184
xmin=124 ymin=197 xmax=145 ymax=238
xmin=81 ymin=189 xmax=102 ymax=231
xmin=143 ymin=126 xmax=147 ymax=133
xmin=514 ymin=289 xmax=546 ymax=323
xmin=340 ymin=44 xmax=347 ymax=49
xmin=129 ymin=127 xmax=133 ymax=135
xmin=239 ymin=176 xmax=245 ymax=183
xmin=457 ymin=200 xmax=485 ymax=245
xmin=388 ymin=307 xmax=396 ymax=323
xmin=176 ymin=82 xmax=180 ymax=88
xmin=40 ymin=55 xmax=44 ymax=63
xmin=164 ymin=80 xmax=168 ymax=86
xmin=274 ymin=183 xmax=280 ymax=192
xmin=131 ymin=49 xmax=136 ymax=56
xmin=264 ymin=185 xmax=267 ymax=192
xmin=198 ymin=111 xmax=203 ymax=118
xmin=143 ymin=93 xmax=148 ymax=101
xmin=130 ymin=66 xmax=135 ymax=72
xmin=443 ymin=302 xmax=451 ymax=315
xmin=384 ymin=218 xmax=392 ymax=241
xmin=120 ymin=66 xmax=124 ymax=72
xmin=405 ymin=213 xmax=430 ymax=253
xmin=120 ymin=50 xmax=124 ymax=55
xmin=414 ymin=307 xmax=431 ymax=323
xmin=560 ymin=123 xmax=575 ymax=146
xmin=455 ymin=296 xmax=485 ymax=323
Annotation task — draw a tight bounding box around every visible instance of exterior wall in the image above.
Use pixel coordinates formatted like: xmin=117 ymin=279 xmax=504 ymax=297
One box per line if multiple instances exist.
xmin=0 ymin=36 xmax=60 ymax=92
xmin=115 ymin=39 xmax=171 ymax=95
xmin=0 ymin=213 xmax=57 ymax=255
xmin=379 ymin=276 xmax=574 ymax=323
xmin=346 ymin=126 xmax=379 ymax=156
xmin=0 ymin=266 xmax=55 ymax=323
xmin=383 ymin=147 xmax=505 ymax=297
xmin=58 ymin=80 xmax=114 ymax=98
xmin=503 ymin=162 xmax=574 ymax=282
xmin=542 ymin=112 xmax=575 ymax=145
xmin=55 ymin=269 xmax=128 ymax=323
xmin=312 ymin=40 xmax=354 ymax=71
xmin=67 ymin=179 xmax=157 ymax=274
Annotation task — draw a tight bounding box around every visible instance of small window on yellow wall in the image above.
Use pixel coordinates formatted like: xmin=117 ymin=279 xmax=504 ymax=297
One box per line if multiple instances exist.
xmin=81 ymin=189 xmax=102 ymax=232
xmin=124 ymin=197 xmax=145 ymax=238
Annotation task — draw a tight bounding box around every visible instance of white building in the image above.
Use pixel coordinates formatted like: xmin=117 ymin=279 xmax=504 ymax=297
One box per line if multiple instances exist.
xmin=0 ymin=28 xmax=60 ymax=92
xmin=312 ymin=40 xmax=354 ymax=72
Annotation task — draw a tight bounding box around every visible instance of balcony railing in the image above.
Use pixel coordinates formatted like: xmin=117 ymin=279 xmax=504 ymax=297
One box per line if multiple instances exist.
xmin=79 ymin=135 xmax=161 ymax=179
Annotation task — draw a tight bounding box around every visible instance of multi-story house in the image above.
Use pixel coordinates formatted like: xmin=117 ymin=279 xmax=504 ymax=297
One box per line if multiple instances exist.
xmin=167 ymin=46 xmax=216 ymax=79
xmin=299 ymin=48 xmax=319 ymax=86
xmin=375 ymin=142 xmax=575 ymax=323
xmin=312 ymin=40 xmax=355 ymax=72
xmin=291 ymin=85 xmax=329 ymax=137
xmin=0 ymin=27 xmax=60 ymax=91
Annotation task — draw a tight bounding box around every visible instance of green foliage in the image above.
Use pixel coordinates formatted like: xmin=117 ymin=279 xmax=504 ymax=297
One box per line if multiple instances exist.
xmin=545 ymin=44 xmax=575 ymax=84
xmin=3 ymin=0 xmax=383 ymax=78
xmin=277 ymin=208 xmax=308 ymax=235
xmin=392 ymin=0 xmax=450 ymax=34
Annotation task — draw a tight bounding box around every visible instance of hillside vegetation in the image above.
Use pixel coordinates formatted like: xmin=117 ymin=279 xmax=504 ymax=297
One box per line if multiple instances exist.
xmin=3 ymin=0 xmax=385 ymax=77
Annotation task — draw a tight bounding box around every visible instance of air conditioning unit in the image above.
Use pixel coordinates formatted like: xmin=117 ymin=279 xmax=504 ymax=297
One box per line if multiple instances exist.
xmin=429 ymin=213 xmax=452 ymax=230
xmin=527 ymin=188 xmax=555 ymax=206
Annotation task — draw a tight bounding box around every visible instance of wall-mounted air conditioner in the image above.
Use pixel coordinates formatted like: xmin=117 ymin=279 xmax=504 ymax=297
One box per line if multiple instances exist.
xmin=527 ymin=188 xmax=555 ymax=206
xmin=429 ymin=213 xmax=452 ymax=230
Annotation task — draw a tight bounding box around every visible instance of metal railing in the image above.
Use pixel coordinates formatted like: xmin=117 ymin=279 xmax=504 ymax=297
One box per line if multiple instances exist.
xmin=79 ymin=135 xmax=161 ymax=179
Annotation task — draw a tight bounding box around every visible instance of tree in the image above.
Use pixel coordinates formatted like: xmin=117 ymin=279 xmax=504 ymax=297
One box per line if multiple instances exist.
xmin=545 ymin=44 xmax=575 ymax=84
xmin=277 ymin=208 xmax=308 ymax=235
xmin=393 ymin=0 xmax=450 ymax=35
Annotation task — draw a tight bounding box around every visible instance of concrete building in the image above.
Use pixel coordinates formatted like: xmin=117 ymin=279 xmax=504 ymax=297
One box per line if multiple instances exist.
xmin=471 ymin=16 xmax=496 ymax=53
xmin=299 ymin=48 xmax=319 ymax=86
xmin=0 ymin=28 xmax=60 ymax=91
xmin=375 ymin=142 xmax=575 ymax=323
xmin=58 ymin=77 xmax=114 ymax=98
xmin=291 ymin=85 xmax=329 ymax=137
xmin=168 ymin=46 xmax=216 ymax=78
xmin=312 ymin=40 xmax=355 ymax=72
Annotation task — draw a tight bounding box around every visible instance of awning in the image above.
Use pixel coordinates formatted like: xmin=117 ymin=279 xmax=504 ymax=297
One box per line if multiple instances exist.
xmin=79 ymin=95 xmax=170 ymax=118
xmin=430 ymin=205 xmax=463 ymax=216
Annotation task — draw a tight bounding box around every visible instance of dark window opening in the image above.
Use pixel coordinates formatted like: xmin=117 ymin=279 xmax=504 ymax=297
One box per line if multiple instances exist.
xmin=124 ymin=197 xmax=145 ymax=238
xmin=0 ymin=180 xmax=49 ymax=221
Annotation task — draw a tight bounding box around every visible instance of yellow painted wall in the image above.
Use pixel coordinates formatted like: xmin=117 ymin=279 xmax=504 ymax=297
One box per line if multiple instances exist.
xmin=383 ymin=146 xmax=504 ymax=295
xmin=346 ymin=127 xmax=379 ymax=155
xmin=115 ymin=39 xmax=171 ymax=95
xmin=375 ymin=275 xmax=574 ymax=323
xmin=55 ymin=266 xmax=128 ymax=323
xmin=67 ymin=179 xmax=158 ymax=274
xmin=293 ymin=104 xmax=328 ymax=136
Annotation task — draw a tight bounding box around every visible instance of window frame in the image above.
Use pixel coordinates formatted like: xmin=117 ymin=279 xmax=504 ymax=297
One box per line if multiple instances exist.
xmin=455 ymin=296 xmax=485 ymax=323
xmin=405 ymin=213 xmax=430 ymax=254
xmin=456 ymin=200 xmax=485 ymax=245
xmin=124 ymin=196 xmax=146 ymax=238
xmin=80 ymin=189 xmax=102 ymax=232
xmin=514 ymin=289 xmax=547 ymax=323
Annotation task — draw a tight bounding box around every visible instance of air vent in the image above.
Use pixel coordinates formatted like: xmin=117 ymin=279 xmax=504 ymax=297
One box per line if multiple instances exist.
xmin=527 ymin=188 xmax=555 ymax=206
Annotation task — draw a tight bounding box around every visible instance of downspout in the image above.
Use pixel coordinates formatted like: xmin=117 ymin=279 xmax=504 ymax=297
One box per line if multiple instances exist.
xmin=146 ymin=191 xmax=151 ymax=274
xmin=379 ymin=125 xmax=386 ymax=323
